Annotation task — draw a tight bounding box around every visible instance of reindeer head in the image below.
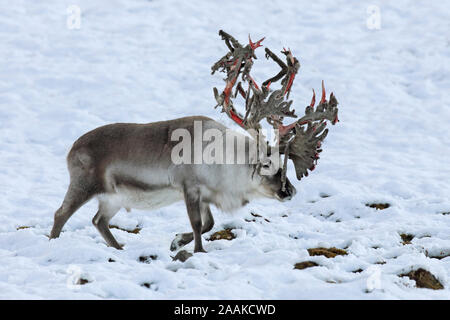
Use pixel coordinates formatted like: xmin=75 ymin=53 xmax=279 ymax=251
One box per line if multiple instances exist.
xmin=211 ymin=30 xmax=339 ymax=197
xmin=259 ymin=166 xmax=297 ymax=202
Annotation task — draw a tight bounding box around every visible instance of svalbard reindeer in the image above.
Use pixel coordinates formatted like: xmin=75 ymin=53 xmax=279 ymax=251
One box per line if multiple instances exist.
xmin=49 ymin=31 xmax=339 ymax=253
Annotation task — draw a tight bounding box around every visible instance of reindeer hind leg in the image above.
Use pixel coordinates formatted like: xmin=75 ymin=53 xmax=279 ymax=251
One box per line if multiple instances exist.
xmin=50 ymin=149 xmax=99 ymax=239
xmin=92 ymin=200 xmax=122 ymax=249
xmin=50 ymin=182 xmax=94 ymax=239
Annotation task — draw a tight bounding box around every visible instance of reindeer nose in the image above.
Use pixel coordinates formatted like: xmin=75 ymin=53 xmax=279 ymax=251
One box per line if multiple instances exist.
xmin=278 ymin=181 xmax=296 ymax=201
xmin=286 ymin=185 xmax=296 ymax=200
xmin=285 ymin=181 xmax=297 ymax=199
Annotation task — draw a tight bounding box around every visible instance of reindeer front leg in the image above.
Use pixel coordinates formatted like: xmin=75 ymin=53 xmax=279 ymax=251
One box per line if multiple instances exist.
xmin=170 ymin=203 xmax=214 ymax=252
xmin=183 ymin=186 xmax=206 ymax=253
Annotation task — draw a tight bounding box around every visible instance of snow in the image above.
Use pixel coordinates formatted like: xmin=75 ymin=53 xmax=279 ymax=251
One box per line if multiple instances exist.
xmin=1 ymin=0 xmax=450 ymax=299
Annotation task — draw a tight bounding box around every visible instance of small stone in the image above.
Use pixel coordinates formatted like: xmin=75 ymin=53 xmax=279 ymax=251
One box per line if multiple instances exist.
xmin=208 ymin=229 xmax=236 ymax=241
xmin=399 ymin=268 xmax=444 ymax=290
xmin=77 ymin=278 xmax=89 ymax=285
xmin=138 ymin=255 xmax=158 ymax=263
xmin=307 ymin=247 xmax=347 ymax=258
xmin=294 ymin=261 xmax=319 ymax=270
xmin=173 ymin=250 xmax=193 ymax=262
xmin=16 ymin=226 xmax=32 ymax=230
xmin=400 ymin=233 xmax=414 ymax=245
xmin=366 ymin=203 xmax=390 ymax=210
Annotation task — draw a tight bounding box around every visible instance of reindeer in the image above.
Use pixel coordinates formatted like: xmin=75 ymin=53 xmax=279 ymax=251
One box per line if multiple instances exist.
xmin=49 ymin=31 xmax=339 ymax=254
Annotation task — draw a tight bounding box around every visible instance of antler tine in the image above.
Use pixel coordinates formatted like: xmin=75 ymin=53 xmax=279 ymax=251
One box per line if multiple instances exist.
xmin=320 ymin=80 xmax=326 ymax=104
xmin=294 ymin=82 xmax=338 ymax=126
xmin=310 ymin=89 xmax=316 ymax=108
xmin=219 ymin=30 xmax=242 ymax=50
xmin=277 ymin=88 xmax=316 ymax=139
xmin=248 ymin=35 xmax=265 ymax=51
xmin=263 ymin=47 xmax=300 ymax=99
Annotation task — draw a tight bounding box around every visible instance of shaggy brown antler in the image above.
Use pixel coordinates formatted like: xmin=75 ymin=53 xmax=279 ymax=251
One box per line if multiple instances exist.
xmin=279 ymin=82 xmax=339 ymax=182
xmin=211 ymin=30 xmax=339 ymax=184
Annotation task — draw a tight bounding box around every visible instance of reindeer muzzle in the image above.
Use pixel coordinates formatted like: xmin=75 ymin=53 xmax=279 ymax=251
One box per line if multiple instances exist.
xmin=277 ymin=179 xmax=296 ymax=201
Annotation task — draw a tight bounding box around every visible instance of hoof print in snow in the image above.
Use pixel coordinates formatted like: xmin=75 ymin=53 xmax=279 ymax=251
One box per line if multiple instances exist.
xmin=108 ymin=258 xmax=116 ymax=263
xmin=400 ymin=268 xmax=444 ymax=290
xmin=208 ymin=229 xmax=236 ymax=241
xmin=352 ymin=268 xmax=364 ymax=273
xmin=109 ymin=225 xmax=141 ymax=234
xmin=319 ymin=193 xmax=331 ymax=198
xmin=294 ymin=261 xmax=319 ymax=270
xmin=400 ymin=233 xmax=414 ymax=245
xmin=245 ymin=212 xmax=270 ymax=223
xmin=307 ymin=247 xmax=347 ymax=258
xmin=139 ymin=255 xmax=158 ymax=263
xmin=173 ymin=250 xmax=193 ymax=262
xmin=366 ymin=203 xmax=390 ymax=210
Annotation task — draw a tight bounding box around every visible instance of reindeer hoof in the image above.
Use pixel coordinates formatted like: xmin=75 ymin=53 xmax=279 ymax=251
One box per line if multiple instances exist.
xmin=170 ymin=234 xmax=184 ymax=251
xmin=112 ymin=243 xmax=124 ymax=250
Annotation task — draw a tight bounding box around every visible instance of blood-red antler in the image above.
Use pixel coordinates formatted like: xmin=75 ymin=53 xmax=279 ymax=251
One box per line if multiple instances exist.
xmin=211 ymin=30 xmax=340 ymax=183
xmin=249 ymin=35 xmax=265 ymax=50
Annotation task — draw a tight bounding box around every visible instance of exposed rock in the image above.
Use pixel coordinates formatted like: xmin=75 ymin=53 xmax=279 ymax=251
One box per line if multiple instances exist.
xmin=141 ymin=282 xmax=153 ymax=289
xmin=77 ymin=278 xmax=89 ymax=285
xmin=208 ymin=228 xmax=236 ymax=241
xmin=307 ymin=247 xmax=348 ymax=258
xmin=294 ymin=261 xmax=319 ymax=270
xmin=366 ymin=203 xmax=390 ymax=210
xmin=400 ymin=233 xmax=414 ymax=245
xmin=16 ymin=226 xmax=32 ymax=230
xmin=400 ymin=268 xmax=444 ymax=290
xmin=172 ymin=250 xmax=193 ymax=262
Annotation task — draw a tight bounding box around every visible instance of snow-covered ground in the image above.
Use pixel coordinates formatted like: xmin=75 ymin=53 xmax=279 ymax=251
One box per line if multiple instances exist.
xmin=1 ymin=0 xmax=449 ymax=299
